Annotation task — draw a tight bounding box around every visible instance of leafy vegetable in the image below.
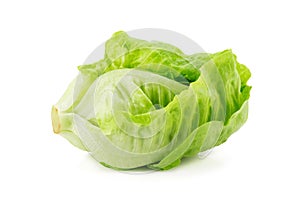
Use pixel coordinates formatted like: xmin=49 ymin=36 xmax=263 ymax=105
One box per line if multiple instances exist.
xmin=51 ymin=31 xmax=251 ymax=170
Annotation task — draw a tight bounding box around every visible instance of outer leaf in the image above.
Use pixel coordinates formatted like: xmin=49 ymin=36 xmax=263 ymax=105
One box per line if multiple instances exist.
xmin=150 ymin=121 xmax=223 ymax=170
xmin=216 ymin=101 xmax=249 ymax=146
xmin=78 ymin=31 xmax=200 ymax=83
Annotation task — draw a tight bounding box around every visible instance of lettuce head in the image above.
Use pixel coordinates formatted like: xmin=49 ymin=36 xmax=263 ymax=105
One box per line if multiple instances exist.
xmin=51 ymin=31 xmax=251 ymax=170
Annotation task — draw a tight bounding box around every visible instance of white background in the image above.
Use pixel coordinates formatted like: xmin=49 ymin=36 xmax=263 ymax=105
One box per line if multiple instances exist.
xmin=0 ymin=0 xmax=299 ymax=199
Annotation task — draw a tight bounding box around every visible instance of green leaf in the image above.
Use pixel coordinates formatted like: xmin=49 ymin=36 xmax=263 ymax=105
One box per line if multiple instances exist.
xmin=150 ymin=121 xmax=223 ymax=170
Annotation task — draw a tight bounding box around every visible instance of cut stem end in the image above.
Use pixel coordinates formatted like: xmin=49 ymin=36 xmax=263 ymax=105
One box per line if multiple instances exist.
xmin=51 ymin=106 xmax=61 ymax=134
